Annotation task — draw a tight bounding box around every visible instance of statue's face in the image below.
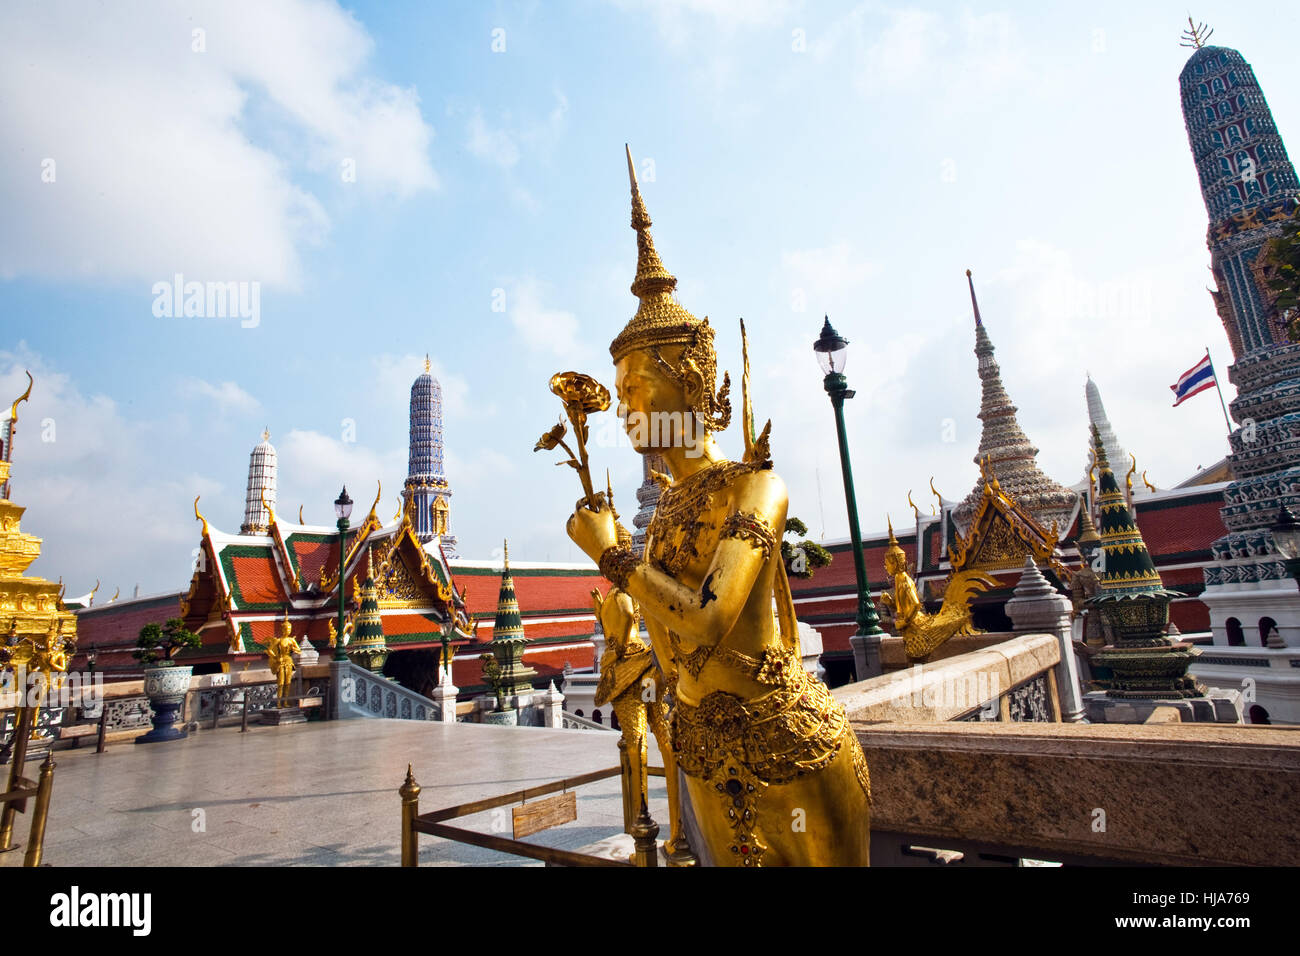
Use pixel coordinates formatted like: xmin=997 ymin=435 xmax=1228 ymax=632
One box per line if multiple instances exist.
xmin=614 ymin=349 xmax=694 ymax=455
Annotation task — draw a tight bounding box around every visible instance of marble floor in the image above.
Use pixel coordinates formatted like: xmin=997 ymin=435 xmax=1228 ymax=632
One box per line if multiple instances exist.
xmin=3 ymin=719 xmax=666 ymax=867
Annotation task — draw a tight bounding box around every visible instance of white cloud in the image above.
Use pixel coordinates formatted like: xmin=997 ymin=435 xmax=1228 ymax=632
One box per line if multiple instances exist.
xmin=467 ymin=109 xmax=522 ymax=169
xmin=278 ymin=428 xmax=404 ymax=522
xmin=781 ymin=243 xmax=880 ymax=305
xmin=814 ymin=4 xmax=1027 ymax=101
xmin=464 ymin=90 xmax=568 ymax=175
xmin=0 ymin=348 xmax=224 ymax=596
xmin=606 ymin=0 xmax=797 ymax=46
xmin=180 ymin=378 xmax=261 ymax=413
xmin=0 ymin=0 xmax=436 ymax=290
xmin=508 ymin=278 xmax=586 ymax=359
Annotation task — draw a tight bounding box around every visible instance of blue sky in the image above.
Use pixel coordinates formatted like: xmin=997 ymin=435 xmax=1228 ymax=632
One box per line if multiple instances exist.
xmin=1 ymin=0 xmax=1297 ymax=598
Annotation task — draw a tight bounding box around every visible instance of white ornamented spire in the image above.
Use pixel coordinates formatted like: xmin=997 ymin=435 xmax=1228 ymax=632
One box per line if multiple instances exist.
xmin=1085 ymin=374 xmax=1128 ymax=480
xmin=953 ymin=272 xmax=1077 ymax=534
xmin=240 ymin=429 xmax=276 ymax=534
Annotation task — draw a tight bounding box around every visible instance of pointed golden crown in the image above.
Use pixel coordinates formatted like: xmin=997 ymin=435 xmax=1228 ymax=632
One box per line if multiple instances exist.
xmin=610 ymin=145 xmax=731 ymax=432
xmin=885 ymin=515 xmax=905 ymax=566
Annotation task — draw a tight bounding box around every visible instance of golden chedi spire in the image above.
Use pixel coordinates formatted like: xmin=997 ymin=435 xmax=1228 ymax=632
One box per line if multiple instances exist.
xmin=611 ymin=145 xmax=731 ymax=432
xmin=0 ymin=374 xmax=77 ymax=676
xmin=624 ymin=144 xmax=679 ymax=304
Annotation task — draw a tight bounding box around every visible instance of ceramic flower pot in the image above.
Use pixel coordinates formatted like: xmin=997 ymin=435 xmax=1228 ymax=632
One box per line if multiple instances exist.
xmin=482 ymin=708 xmax=518 ymax=726
xmin=136 ymin=664 xmax=193 ymax=744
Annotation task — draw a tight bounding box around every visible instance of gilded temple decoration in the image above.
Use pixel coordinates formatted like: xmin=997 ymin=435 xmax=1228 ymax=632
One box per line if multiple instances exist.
xmin=0 ymin=374 xmax=78 ymax=709
xmin=948 ymin=458 xmax=1073 ymax=582
xmin=881 ymin=519 xmax=994 ymax=660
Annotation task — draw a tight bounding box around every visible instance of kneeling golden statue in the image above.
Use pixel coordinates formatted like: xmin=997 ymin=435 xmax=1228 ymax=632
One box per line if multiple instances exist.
xmin=562 ymin=149 xmax=870 ymax=866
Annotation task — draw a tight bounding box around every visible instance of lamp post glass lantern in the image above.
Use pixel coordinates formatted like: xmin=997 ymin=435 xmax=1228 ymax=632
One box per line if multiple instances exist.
xmin=814 ymin=318 xmax=884 ymax=653
xmin=813 ymin=316 xmax=850 ymax=376
xmin=334 ymin=486 xmax=353 ymax=661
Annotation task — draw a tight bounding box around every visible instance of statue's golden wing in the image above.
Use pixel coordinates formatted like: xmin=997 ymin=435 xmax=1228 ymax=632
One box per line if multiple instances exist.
xmin=942 ymin=570 xmax=996 ymax=605
xmin=937 ymin=570 xmax=997 ymax=636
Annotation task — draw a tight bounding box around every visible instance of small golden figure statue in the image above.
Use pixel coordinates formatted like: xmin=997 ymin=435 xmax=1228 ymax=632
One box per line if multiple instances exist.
xmin=561 ymin=148 xmax=871 ymax=866
xmin=591 ymin=504 xmax=691 ymax=861
xmin=265 ymin=616 xmax=301 ymax=708
xmin=879 ymin=519 xmax=994 ymax=661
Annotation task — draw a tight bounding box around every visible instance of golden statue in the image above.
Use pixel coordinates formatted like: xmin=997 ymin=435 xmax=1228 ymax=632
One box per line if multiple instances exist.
xmin=591 ymin=506 xmax=691 ymax=861
xmin=879 ymin=519 xmax=994 ymax=661
xmin=560 ymin=147 xmax=871 ymax=866
xmin=265 ymin=616 xmax=300 ymax=707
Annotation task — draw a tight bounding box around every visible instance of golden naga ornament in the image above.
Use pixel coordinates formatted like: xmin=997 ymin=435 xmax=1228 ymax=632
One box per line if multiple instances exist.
xmin=557 ymin=147 xmax=871 ymax=866
xmin=879 ymin=517 xmax=995 ymax=661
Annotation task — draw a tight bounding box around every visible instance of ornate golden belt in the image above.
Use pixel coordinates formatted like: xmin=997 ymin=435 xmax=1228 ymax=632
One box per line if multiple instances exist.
xmin=671 ymin=662 xmax=850 ymax=786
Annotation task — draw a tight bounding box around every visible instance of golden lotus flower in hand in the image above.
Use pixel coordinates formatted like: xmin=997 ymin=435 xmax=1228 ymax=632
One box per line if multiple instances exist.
xmin=534 ymin=421 xmax=568 ymax=452
xmin=549 ymin=372 xmax=611 ymax=414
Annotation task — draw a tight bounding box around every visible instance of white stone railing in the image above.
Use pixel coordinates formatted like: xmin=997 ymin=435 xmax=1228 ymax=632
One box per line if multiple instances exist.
xmin=561 ymin=710 xmax=616 ymax=732
xmin=333 ymin=660 xmax=438 ymax=722
xmin=835 ymin=633 xmax=1063 ymax=723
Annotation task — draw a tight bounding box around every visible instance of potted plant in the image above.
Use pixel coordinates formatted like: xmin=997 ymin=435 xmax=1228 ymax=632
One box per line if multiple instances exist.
xmin=479 ymin=652 xmax=516 ymax=726
xmin=134 ymin=618 xmax=202 ymax=743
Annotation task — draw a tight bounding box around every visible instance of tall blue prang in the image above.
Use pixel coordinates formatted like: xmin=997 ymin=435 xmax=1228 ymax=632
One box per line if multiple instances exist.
xmin=403 ymin=357 xmax=456 ymax=556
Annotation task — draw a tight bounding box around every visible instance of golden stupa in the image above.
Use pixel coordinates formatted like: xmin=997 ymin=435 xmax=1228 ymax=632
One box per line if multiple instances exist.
xmin=0 ymin=373 xmax=77 ymax=693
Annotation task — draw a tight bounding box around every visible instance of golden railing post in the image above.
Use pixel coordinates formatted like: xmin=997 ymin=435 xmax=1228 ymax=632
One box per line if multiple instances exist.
xmin=630 ymin=797 xmax=659 ymax=867
xmin=23 ymin=751 xmax=54 ymax=867
xmin=0 ymin=705 xmax=33 ymax=851
xmin=399 ymin=763 xmax=421 ymax=867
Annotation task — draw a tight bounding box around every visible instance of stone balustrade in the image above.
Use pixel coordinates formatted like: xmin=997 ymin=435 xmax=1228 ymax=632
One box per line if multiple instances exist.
xmin=836 ymin=633 xmax=1063 ymax=724
xmin=836 ymin=623 xmax=1300 ymax=865
xmin=856 ymin=720 xmax=1300 ymax=866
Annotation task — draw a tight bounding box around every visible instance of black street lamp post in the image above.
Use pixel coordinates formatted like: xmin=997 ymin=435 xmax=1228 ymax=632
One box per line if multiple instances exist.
xmin=333 ymin=486 xmax=354 ymax=662
xmin=814 ymin=316 xmax=886 ymax=680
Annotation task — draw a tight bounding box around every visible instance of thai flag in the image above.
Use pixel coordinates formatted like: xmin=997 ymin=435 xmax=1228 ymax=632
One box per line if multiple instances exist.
xmin=1171 ymin=352 xmax=1216 ymax=407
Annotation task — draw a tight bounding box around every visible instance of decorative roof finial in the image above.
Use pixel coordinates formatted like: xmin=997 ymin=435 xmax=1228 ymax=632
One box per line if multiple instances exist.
xmin=966 ymin=269 xmax=983 ymax=327
xmin=612 ymin=144 xmax=730 ymax=434
xmin=7 ymin=371 xmax=33 ymax=429
xmin=1180 ymin=16 xmax=1213 ymax=49
xmin=262 ymin=427 xmax=270 ymax=442
xmin=502 ymin=538 xmax=509 ymax=571
xmin=425 ymin=354 xmax=431 ymax=374
xmin=621 ymin=143 xmax=680 ymax=306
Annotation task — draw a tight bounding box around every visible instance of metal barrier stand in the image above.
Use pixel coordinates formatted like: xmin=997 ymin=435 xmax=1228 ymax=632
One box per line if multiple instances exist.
xmin=399 ymin=764 xmax=666 ymax=868
xmin=0 ymin=705 xmax=56 ymax=867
